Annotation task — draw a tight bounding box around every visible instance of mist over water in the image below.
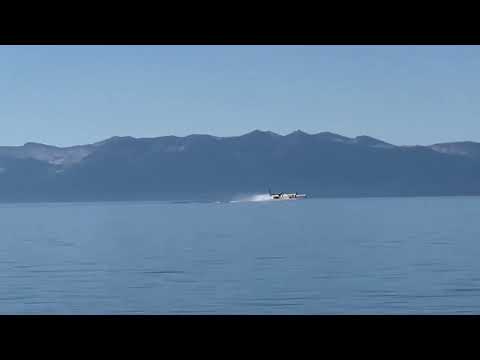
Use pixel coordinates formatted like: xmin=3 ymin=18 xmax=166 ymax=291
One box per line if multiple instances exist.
xmin=230 ymin=193 xmax=272 ymax=203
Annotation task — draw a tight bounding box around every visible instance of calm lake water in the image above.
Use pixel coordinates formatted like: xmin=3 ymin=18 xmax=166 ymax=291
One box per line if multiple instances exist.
xmin=1 ymin=196 xmax=480 ymax=314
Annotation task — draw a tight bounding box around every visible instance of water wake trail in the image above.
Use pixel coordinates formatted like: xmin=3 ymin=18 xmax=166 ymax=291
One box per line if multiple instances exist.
xmin=229 ymin=193 xmax=272 ymax=203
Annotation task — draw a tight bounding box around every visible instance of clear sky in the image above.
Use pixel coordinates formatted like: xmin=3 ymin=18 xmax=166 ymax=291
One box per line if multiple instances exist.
xmin=1 ymin=45 xmax=479 ymax=147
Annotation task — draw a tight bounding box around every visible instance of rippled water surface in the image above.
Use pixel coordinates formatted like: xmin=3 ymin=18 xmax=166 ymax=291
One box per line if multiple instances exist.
xmin=1 ymin=196 xmax=480 ymax=314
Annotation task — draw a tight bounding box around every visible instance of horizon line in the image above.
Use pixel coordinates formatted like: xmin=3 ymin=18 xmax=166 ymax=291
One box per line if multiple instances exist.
xmin=2 ymin=129 xmax=478 ymax=149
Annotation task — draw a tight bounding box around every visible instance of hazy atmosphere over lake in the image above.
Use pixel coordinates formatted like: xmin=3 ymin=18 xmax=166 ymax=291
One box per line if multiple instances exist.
xmin=1 ymin=45 xmax=480 ymax=315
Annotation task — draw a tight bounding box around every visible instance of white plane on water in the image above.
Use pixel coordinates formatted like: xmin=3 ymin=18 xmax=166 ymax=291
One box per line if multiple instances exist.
xmin=268 ymin=188 xmax=307 ymax=200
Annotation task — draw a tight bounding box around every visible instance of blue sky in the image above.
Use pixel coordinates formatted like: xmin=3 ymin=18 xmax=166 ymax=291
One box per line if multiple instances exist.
xmin=1 ymin=45 xmax=479 ymax=147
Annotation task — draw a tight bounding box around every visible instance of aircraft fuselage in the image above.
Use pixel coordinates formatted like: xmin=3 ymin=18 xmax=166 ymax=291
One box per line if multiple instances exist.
xmin=269 ymin=192 xmax=306 ymax=200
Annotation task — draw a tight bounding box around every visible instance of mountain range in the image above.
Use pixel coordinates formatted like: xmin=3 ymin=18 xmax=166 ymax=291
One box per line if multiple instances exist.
xmin=1 ymin=130 xmax=480 ymax=202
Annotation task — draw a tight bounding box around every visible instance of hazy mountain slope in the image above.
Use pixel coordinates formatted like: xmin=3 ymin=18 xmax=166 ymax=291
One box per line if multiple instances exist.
xmin=429 ymin=141 xmax=480 ymax=159
xmin=0 ymin=131 xmax=480 ymax=202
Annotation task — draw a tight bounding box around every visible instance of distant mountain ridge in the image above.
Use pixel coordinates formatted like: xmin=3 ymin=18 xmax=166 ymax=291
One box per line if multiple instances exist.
xmin=1 ymin=130 xmax=480 ymax=202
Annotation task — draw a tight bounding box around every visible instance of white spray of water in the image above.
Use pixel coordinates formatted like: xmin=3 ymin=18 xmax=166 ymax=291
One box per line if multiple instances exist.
xmin=230 ymin=193 xmax=272 ymax=203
